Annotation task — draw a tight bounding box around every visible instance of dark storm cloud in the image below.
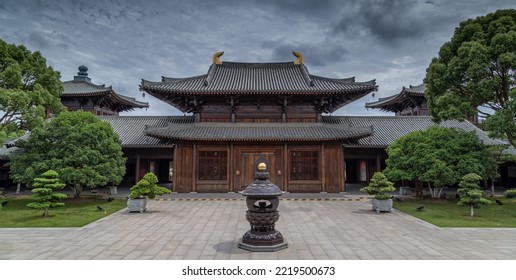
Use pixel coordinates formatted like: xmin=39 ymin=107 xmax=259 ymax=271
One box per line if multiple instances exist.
xmin=28 ymin=32 xmax=50 ymax=49
xmin=1 ymin=0 xmax=515 ymax=116
xmin=333 ymin=0 xmax=430 ymax=45
xmin=263 ymin=40 xmax=348 ymax=67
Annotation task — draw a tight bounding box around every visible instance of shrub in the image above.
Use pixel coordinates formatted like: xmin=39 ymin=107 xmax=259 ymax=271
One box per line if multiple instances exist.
xmin=27 ymin=170 xmax=67 ymax=217
xmin=360 ymin=172 xmax=396 ymax=200
xmin=129 ymin=172 xmax=171 ymax=199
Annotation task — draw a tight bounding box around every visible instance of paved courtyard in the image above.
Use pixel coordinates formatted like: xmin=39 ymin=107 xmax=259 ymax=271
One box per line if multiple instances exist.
xmin=1 ymin=197 xmax=516 ymax=260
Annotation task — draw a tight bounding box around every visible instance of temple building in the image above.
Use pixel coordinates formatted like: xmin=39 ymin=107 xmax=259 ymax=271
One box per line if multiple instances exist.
xmin=139 ymin=52 xmax=377 ymax=193
xmin=365 ymin=83 xmax=428 ymax=116
xmin=1 ymin=53 xmax=510 ymax=192
xmin=61 ymin=65 xmax=149 ymax=115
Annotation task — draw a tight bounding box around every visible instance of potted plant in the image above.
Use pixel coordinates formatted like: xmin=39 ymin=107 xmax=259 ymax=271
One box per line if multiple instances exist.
xmin=127 ymin=172 xmax=171 ymax=213
xmin=360 ymin=172 xmax=396 ymax=213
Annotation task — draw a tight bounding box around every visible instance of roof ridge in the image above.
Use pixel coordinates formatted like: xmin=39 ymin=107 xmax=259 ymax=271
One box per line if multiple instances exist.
xmin=310 ymin=75 xmax=356 ymax=83
xmin=98 ymin=115 xmax=194 ymax=119
xmin=63 ymin=79 xmax=108 ymax=88
xmin=324 ymin=115 xmax=433 ymax=119
xmin=161 ymin=74 xmax=208 ymax=83
xmin=220 ymin=61 xmax=296 ymax=67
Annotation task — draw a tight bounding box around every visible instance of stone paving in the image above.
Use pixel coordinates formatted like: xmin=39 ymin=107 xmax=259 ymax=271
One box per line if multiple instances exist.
xmin=1 ymin=196 xmax=516 ymax=260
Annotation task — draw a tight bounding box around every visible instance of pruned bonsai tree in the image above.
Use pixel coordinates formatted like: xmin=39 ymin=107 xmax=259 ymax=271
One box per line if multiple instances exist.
xmin=27 ymin=170 xmax=67 ymax=217
xmin=127 ymin=172 xmax=171 ymax=213
xmin=360 ymin=172 xmax=396 ymax=200
xmin=129 ymin=172 xmax=171 ymax=199
xmin=457 ymin=173 xmax=491 ymax=217
xmin=360 ymin=172 xmax=396 ymax=213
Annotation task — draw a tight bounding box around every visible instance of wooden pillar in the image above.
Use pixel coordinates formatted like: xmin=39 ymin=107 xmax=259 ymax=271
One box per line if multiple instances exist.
xmin=283 ymin=143 xmax=288 ymax=192
xmin=172 ymin=147 xmax=178 ymax=192
xmin=341 ymin=146 xmax=346 ymax=192
xmin=135 ymin=154 xmax=141 ymax=182
xmin=376 ymin=154 xmax=381 ymax=173
xmin=192 ymin=144 xmax=197 ymax=192
xmin=230 ymin=143 xmax=234 ymax=192
xmin=321 ymin=143 xmax=326 ymax=193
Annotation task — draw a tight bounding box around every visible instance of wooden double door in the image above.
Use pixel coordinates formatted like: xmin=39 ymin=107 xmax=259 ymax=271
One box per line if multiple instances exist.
xmin=234 ymin=148 xmax=284 ymax=191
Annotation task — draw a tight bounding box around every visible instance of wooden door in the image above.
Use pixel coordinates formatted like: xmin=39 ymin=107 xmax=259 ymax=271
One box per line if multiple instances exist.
xmin=237 ymin=152 xmax=282 ymax=191
xmin=173 ymin=145 xmax=193 ymax=193
xmin=324 ymin=145 xmax=343 ymax=193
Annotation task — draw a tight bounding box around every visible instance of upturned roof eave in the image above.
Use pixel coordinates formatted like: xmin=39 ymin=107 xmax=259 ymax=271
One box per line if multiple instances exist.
xmin=143 ymin=122 xmax=373 ymax=142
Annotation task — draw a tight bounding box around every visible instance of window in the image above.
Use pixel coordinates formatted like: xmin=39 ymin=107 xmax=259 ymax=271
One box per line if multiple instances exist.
xmin=290 ymin=151 xmax=319 ymax=180
xmin=198 ymin=151 xmax=227 ymax=181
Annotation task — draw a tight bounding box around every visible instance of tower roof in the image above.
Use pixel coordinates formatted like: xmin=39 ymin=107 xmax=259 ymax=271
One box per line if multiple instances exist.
xmin=62 ymin=66 xmax=149 ymax=112
xmin=365 ymin=83 xmax=426 ymax=113
xmin=140 ymin=52 xmax=377 ymax=113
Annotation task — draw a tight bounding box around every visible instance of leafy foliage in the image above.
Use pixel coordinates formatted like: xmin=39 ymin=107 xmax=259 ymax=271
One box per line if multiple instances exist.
xmin=504 ymin=189 xmax=516 ymax=198
xmin=9 ymin=111 xmax=126 ymax=197
xmin=0 ymin=39 xmax=64 ymax=144
xmin=457 ymin=173 xmax=491 ymax=217
xmin=26 ymin=170 xmax=67 ymax=217
xmin=384 ymin=126 xmax=498 ymax=197
xmin=425 ymin=10 xmax=516 ymax=145
xmin=129 ymin=172 xmax=171 ymax=199
xmin=360 ymin=172 xmax=396 ymax=200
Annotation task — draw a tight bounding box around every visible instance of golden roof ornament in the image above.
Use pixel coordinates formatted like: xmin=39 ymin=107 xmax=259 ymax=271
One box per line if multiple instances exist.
xmin=212 ymin=51 xmax=224 ymax=64
xmin=292 ymin=51 xmax=304 ymax=65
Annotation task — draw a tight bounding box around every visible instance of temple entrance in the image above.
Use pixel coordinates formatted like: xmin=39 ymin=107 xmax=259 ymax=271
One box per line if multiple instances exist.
xmin=236 ymin=151 xmax=283 ymax=191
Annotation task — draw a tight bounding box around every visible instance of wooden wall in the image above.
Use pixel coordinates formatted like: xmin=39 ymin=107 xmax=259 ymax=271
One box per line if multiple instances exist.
xmin=173 ymin=145 xmax=193 ymax=193
xmin=197 ymin=95 xmax=319 ymax=123
xmin=172 ymin=142 xmax=347 ymax=193
xmin=324 ymin=145 xmax=344 ymax=193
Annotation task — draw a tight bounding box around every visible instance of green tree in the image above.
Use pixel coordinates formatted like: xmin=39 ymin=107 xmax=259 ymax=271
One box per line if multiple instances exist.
xmin=9 ymin=111 xmax=126 ymax=197
xmin=425 ymin=9 xmax=516 ymax=145
xmin=27 ymin=170 xmax=67 ymax=217
xmin=457 ymin=173 xmax=491 ymax=217
xmin=0 ymin=39 xmax=65 ymax=144
xmin=487 ymin=145 xmax=516 ymax=195
xmin=360 ymin=172 xmax=396 ymax=200
xmin=384 ymin=126 xmax=498 ymax=197
xmin=129 ymin=172 xmax=171 ymax=199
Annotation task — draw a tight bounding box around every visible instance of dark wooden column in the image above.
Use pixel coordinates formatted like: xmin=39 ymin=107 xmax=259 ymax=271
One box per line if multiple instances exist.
xmin=135 ymin=154 xmax=141 ymax=182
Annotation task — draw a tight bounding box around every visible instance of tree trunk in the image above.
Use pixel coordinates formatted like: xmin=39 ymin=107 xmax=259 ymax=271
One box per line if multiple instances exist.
xmin=15 ymin=183 xmax=21 ymax=194
xmin=470 ymin=205 xmax=474 ymax=217
xmin=436 ymin=187 xmax=443 ymax=198
xmin=43 ymin=207 xmax=48 ymax=217
xmin=72 ymin=184 xmax=82 ymax=198
xmin=415 ymin=179 xmax=423 ymax=197
xmin=491 ymin=181 xmax=495 ymax=197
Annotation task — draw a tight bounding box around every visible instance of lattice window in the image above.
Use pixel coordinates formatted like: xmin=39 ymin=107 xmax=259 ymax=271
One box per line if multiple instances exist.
xmin=290 ymin=151 xmax=319 ymax=180
xmin=198 ymin=151 xmax=228 ymax=181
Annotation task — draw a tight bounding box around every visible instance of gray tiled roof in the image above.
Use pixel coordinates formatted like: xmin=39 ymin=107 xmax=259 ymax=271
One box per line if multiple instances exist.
xmin=62 ymin=81 xmax=149 ymax=110
xmin=365 ymin=83 xmax=425 ymax=112
xmin=145 ymin=121 xmax=373 ymax=142
xmin=99 ymin=116 xmax=193 ymax=147
xmin=62 ymin=80 xmax=112 ymax=95
xmin=0 ymin=133 xmax=30 ymax=159
xmin=141 ymin=62 xmax=376 ymax=95
xmin=0 ymin=145 xmax=19 ymax=159
xmin=323 ymin=116 xmax=505 ymax=147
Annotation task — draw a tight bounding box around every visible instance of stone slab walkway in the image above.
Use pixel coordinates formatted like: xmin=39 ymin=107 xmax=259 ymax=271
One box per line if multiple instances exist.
xmin=1 ymin=199 xmax=515 ymax=259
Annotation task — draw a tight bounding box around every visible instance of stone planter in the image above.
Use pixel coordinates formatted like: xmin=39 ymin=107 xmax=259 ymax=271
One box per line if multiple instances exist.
xmin=371 ymin=198 xmax=393 ymax=213
xmin=127 ymin=197 xmax=147 ymax=213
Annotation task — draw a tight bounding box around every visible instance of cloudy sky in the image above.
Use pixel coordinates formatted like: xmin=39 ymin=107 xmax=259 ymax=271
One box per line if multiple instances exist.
xmin=1 ymin=0 xmax=514 ymax=116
